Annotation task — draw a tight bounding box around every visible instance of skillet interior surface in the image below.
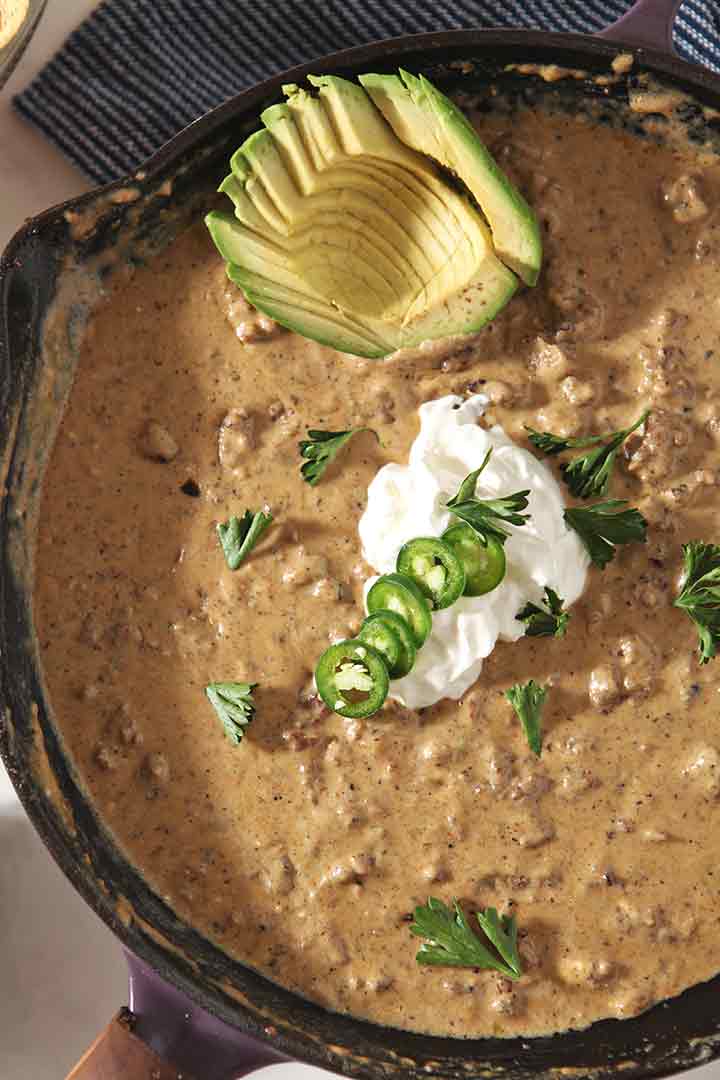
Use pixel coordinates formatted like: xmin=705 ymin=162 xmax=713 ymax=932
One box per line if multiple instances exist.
xmin=3 ymin=29 xmax=720 ymax=1080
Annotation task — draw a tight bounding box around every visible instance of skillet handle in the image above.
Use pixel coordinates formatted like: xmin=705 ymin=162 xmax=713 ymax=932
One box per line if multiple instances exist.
xmin=65 ymin=1008 xmax=195 ymax=1080
xmin=598 ymin=0 xmax=681 ymax=52
xmin=127 ymin=951 xmax=289 ymax=1079
xmin=65 ymin=954 xmax=290 ymax=1080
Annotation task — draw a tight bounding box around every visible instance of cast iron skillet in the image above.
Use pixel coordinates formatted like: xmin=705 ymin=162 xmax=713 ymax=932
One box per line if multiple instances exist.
xmin=2 ymin=2 xmax=717 ymax=1078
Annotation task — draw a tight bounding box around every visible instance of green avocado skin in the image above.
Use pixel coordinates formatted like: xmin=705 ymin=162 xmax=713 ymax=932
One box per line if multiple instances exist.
xmin=205 ymin=71 xmax=542 ymax=358
xmin=359 ymin=70 xmax=542 ymax=287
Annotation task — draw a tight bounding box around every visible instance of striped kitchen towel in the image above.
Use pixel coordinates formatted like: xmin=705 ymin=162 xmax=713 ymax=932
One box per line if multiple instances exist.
xmin=13 ymin=0 xmax=720 ymax=186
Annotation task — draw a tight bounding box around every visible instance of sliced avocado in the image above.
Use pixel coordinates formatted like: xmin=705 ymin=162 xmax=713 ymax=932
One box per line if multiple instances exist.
xmin=260 ymin=102 xmax=316 ymax=195
xmin=227 ymin=260 xmax=393 ymax=358
xmin=280 ymin=85 xmax=342 ymax=171
xmin=206 ymin=72 xmax=536 ymax=358
xmin=359 ymin=70 xmax=542 ymax=286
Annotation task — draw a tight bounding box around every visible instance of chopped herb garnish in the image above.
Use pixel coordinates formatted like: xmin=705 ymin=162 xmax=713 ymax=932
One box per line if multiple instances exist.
xmin=674 ymin=541 xmax=720 ymax=664
xmin=299 ymin=427 xmax=378 ymax=485
xmin=411 ymin=897 xmax=522 ymax=978
xmin=205 ymin=682 xmax=256 ymax=744
xmin=527 ymin=409 xmax=650 ymax=499
xmin=517 ymin=586 xmax=570 ymax=638
xmin=505 ymin=679 xmax=547 ymax=757
xmin=525 ymin=430 xmax=604 ymax=457
xmin=217 ymin=509 xmax=273 ymax=570
xmin=564 ymin=500 xmax=647 ymax=569
xmin=445 ymin=449 xmax=530 ymax=546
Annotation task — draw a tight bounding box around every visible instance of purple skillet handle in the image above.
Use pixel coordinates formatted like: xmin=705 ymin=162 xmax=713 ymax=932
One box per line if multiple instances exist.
xmin=126 ymin=952 xmax=291 ymax=1080
xmin=598 ymin=0 xmax=681 ymax=52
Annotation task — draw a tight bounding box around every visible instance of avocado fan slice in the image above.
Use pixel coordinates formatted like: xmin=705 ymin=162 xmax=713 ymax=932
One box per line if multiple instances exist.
xmin=205 ymin=71 xmax=541 ymax=358
xmin=359 ymin=70 xmax=542 ymax=286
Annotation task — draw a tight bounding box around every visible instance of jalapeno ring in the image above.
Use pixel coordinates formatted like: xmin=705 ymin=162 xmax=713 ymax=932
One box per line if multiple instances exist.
xmin=442 ymin=521 xmax=506 ymax=596
xmin=366 ymin=573 xmax=432 ymax=647
xmin=358 ymin=616 xmax=401 ymax=674
xmin=315 ymin=639 xmax=389 ymax=718
xmin=396 ymin=537 xmax=466 ymax=610
xmin=359 ymin=610 xmax=417 ymax=678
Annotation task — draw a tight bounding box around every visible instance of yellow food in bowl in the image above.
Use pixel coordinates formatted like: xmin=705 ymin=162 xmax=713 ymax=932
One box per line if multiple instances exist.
xmin=0 ymin=0 xmax=29 ymax=50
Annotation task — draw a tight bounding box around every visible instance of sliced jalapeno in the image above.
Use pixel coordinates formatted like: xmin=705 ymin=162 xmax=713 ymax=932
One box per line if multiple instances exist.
xmin=366 ymin=572 xmax=432 ymax=647
xmin=396 ymin=537 xmax=466 ymax=610
xmin=359 ymin=610 xmax=417 ymax=678
xmin=442 ymin=522 xmax=506 ymax=596
xmin=315 ymin=639 xmax=389 ymax=718
xmin=358 ymin=616 xmax=401 ymax=674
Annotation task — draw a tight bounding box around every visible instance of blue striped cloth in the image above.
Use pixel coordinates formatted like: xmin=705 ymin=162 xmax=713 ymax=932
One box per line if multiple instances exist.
xmin=13 ymin=0 xmax=720 ymax=185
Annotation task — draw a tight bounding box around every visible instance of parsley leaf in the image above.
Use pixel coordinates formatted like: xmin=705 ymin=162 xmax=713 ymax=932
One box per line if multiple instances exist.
xmin=299 ymin=427 xmax=378 ymax=485
xmin=205 ymin=682 xmax=256 ymax=744
xmin=564 ymin=500 xmax=647 ymax=569
xmin=517 ymin=586 xmax=570 ymax=638
xmin=446 ymin=449 xmax=530 ymax=546
xmin=217 ymin=509 xmax=273 ymax=570
xmin=505 ymin=679 xmax=547 ymax=757
xmin=411 ymin=897 xmax=522 ymax=978
xmin=525 ymin=429 xmax=604 ymax=456
xmin=674 ymin=541 xmax=720 ymax=664
xmin=527 ymin=409 xmax=650 ymax=499
xmin=476 ymin=908 xmax=521 ymax=976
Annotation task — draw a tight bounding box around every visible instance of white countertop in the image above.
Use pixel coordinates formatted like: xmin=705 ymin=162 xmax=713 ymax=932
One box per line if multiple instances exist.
xmin=1 ymin=5 xmax=720 ymax=1079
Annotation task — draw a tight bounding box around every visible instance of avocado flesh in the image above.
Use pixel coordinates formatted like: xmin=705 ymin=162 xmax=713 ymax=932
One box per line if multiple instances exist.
xmin=224 ymin=161 xmax=490 ymax=321
xmin=225 ymin=258 xmax=397 ymax=357
xmin=206 ymin=73 xmax=522 ymax=358
xmin=359 ymin=70 xmax=542 ymax=286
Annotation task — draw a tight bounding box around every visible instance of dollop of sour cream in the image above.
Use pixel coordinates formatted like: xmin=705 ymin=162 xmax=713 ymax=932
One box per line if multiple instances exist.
xmin=358 ymin=395 xmax=590 ymax=709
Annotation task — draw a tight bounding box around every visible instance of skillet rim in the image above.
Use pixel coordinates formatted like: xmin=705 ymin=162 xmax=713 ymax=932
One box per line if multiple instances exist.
xmin=2 ymin=27 xmax=720 ymax=1080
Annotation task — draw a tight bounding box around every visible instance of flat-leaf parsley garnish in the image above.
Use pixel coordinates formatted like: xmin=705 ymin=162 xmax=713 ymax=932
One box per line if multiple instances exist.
xmin=527 ymin=409 xmax=650 ymax=499
xmin=506 ymin=679 xmax=547 ymax=757
xmin=205 ymin=682 xmax=256 ymax=744
xmin=564 ymin=500 xmax=647 ymax=569
xmin=299 ymin=427 xmax=378 ymax=486
xmin=674 ymin=541 xmax=720 ymax=664
xmin=217 ymin=509 xmax=273 ymax=570
xmin=411 ymin=897 xmax=522 ymax=978
xmin=445 ymin=449 xmax=530 ymax=546
xmin=517 ymin=586 xmax=570 ymax=638
xmin=525 ymin=429 xmax=604 ymax=457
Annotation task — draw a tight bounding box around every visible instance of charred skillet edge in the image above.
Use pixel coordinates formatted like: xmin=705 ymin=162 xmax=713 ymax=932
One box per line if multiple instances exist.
xmin=3 ymin=27 xmax=720 ymax=1080
xmin=3 ymin=27 xmax=720 ymax=275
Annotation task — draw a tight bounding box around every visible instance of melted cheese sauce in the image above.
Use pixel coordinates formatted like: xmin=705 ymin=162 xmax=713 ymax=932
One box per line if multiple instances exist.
xmin=34 ymin=104 xmax=720 ymax=1037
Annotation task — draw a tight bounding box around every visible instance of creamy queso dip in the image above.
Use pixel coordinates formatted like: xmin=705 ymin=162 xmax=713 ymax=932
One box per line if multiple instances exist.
xmin=34 ymin=103 xmax=720 ymax=1038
